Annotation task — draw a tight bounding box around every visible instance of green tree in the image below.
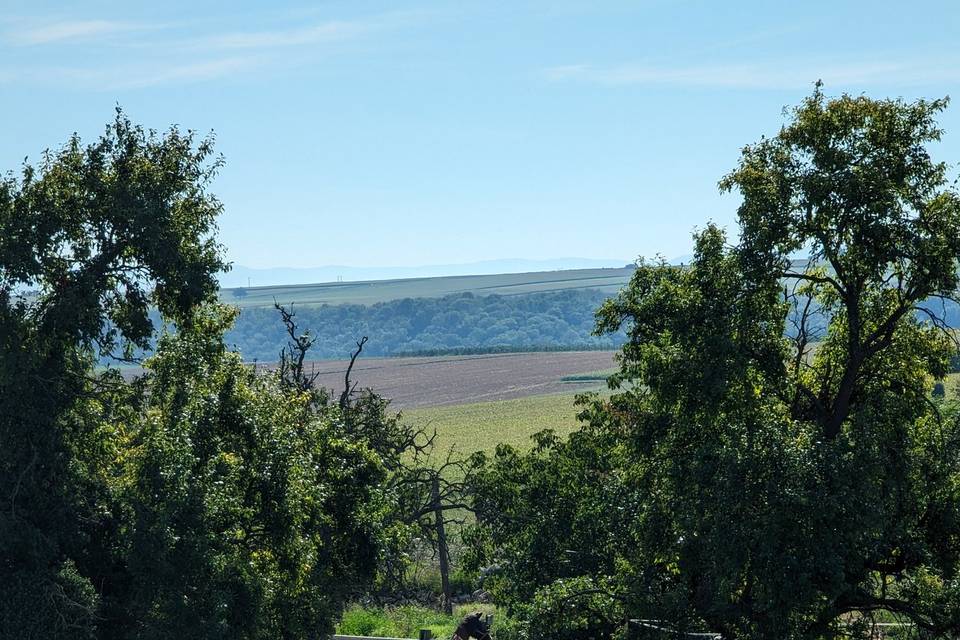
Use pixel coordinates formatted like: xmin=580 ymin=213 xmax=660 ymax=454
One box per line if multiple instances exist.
xmin=0 ymin=112 xmax=393 ymax=639
xmin=465 ymin=428 xmax=630 ymax=639
xmin=0 ymin=111 xmax=225 ymax=639
xmin=114 ymin=305 xmax=388 ymax=640
xmin=468 ymin=87 xmax=960 ymax=639
xmin=272 ymin=304 xmax=476 ymax=610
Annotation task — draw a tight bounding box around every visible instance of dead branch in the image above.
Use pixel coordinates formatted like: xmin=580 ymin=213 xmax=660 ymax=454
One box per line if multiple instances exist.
xmin=274 ymin=301 xmax=321 ymax=395
xmin=339 ymin=336 xmax=368 ymax=410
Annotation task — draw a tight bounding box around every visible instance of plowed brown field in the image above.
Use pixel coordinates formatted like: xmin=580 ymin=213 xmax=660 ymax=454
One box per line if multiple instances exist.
xmin=300 ymin=351 xmax=616 ymax=409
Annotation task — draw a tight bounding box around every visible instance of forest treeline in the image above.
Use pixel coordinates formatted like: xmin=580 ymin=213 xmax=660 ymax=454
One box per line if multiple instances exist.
xmin=224 ymin=289 xmax=626 ymax=361
xmin=222 ymin=284 xmax=960 ymax=363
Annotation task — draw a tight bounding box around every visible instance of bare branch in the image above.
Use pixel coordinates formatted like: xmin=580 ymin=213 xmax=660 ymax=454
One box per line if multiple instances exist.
xmin=339 ymin=336 xmax=368 ymax=410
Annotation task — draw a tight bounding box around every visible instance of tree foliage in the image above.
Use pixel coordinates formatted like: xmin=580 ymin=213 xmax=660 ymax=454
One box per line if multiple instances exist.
xmin=0 ymin=111 xmax=226 ymax=638
xmin=272 ymin=304 xmax=477 ymax=607
xmin=115 ymin=306 xmax=389 ymax=640
xmin=0 ymin=112 xmax=393 ymax=639
xmin=467 ymin=88 xmax=960 ymax=639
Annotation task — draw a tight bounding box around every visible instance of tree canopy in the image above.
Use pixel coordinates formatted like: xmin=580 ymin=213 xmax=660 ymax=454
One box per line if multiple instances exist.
xmin=1 ymin=111 xmax=228 ymax=638
xmin=468 ymin=87 xmax=960 ymax=639
xmin=0 ymin=112 xmax=398 ymax=639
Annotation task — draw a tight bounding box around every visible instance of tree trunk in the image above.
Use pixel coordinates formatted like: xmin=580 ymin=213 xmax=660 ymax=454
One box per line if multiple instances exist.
xmin=432 ymin=475 xmax=452 ymax=615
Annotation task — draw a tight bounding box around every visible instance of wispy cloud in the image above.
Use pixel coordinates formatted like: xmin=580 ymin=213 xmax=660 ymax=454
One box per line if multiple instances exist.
xmin=0 ymin=11 xmax=413 ymax=89
xmin=544 ymin=57 xmax=960 ymax=90
xmin=199 ymin=19 xmax=375 ymax=50
xmin=7 ymin=19 xmax=143 ymax=45
xmin=2 ymin=56 xmax=267 ymax=90
xmin=109 ymin=57 xmax=265 ymax=89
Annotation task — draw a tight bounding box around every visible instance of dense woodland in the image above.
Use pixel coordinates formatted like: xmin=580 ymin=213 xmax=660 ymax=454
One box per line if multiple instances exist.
xmin=220 ymin=285 xmax=960 ymax=364
xmin=225 ymin=289 xmax=625 ymax=361
xmin=3 ymin=89 xmax=960 ymax=640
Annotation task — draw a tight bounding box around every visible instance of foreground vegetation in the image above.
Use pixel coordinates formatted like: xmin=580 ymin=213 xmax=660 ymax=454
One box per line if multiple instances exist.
xmin=0 ymin=114 xmax=467 ymax=639
xmin=338 ymin=604 xmax=496 ymax=639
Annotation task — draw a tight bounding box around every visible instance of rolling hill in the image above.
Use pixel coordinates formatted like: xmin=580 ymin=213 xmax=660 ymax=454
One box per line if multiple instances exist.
xmin=219 ymin=266 xmax=636 ymax=308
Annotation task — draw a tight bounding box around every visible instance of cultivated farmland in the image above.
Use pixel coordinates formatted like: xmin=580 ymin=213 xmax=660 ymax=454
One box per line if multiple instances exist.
xmin=302 ymin=350 xmax=617 ymax=409
xmin=405 ymin=392 xmax=593 ymax=454
xmin=221 ymin=267 xmax=635 ymax=308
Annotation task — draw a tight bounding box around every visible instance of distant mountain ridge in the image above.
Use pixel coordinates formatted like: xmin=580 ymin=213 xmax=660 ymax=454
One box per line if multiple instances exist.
xmin=218 ymin=258 xmax=631 ymax=288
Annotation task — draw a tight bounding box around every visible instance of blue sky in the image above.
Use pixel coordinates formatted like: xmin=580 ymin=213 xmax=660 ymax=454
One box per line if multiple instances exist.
xmin=2 ymin=1 xmax=959 ymax=271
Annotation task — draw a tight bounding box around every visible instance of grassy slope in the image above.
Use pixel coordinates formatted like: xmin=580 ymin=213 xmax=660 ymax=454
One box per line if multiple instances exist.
xmin=560 ymin=367 xmax=618 ymax=382
xmin=403 ymin=389 xmax=605 ymax=454
xmin=221 ymin=267 xmax=634 ymax=308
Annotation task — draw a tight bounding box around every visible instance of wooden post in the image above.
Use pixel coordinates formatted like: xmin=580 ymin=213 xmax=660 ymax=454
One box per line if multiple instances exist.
xmin=432 ymin=474 xmax=452 ymax=615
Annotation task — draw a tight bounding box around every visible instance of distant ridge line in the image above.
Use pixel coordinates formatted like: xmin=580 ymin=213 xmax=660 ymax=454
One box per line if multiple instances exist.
xmin=219 ymin=266 xmax=637 ymax=308
xmin=222 ymin=265 xmax=635 ymax=293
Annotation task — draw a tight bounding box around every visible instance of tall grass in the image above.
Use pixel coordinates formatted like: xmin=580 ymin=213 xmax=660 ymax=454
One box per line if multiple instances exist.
xmin=337 ymin=604 xmax=496 ymax=639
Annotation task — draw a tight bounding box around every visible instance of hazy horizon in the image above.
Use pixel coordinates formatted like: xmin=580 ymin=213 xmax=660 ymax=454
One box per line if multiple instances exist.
xmin=217 ymin=256 xmax=635 ymax=288
xmin=3 ymin=1 xmax=958 ymax=270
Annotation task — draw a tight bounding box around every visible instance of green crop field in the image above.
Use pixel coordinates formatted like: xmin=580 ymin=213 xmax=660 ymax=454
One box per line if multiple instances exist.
xmin=402 ymin=371 xmax=958 ymax=458
xmin=560 ymin=367 xmax=618 ymax=382
xmin=220 ymin=267 xmax=635 ymax=308
xmin=403 ymin=389 xmax=607 ymax=454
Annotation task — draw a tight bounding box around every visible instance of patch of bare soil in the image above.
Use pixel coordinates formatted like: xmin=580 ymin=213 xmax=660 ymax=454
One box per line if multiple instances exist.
xmin=301 ymin=351 xmax=616 ymax=409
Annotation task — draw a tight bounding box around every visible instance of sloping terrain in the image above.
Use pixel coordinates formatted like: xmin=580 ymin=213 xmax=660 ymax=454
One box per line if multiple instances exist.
xmin=220 ymin=267 xmax=635 ymax=308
